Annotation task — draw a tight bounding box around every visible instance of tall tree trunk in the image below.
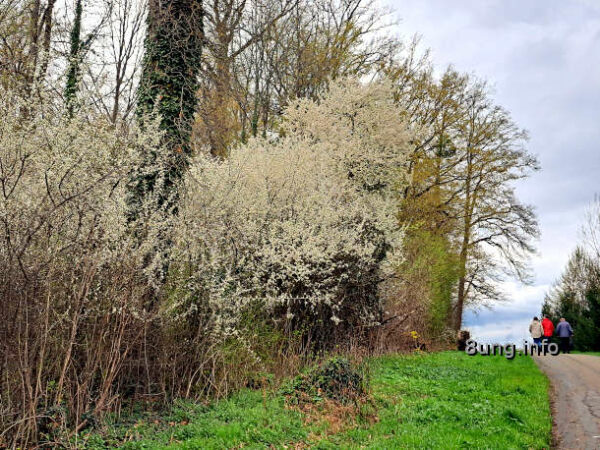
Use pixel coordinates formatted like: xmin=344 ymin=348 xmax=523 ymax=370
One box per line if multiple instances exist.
xmin=207 ymin=50 xmax=232 ymax=157
xmin=111 ymin=70 xmax=122 ymax=124
xmin=19 ymin=0 xmax=55 ymax=113
xmin=35 ymin=0 xmax=56 ymax=88
xmin=24 ymin=0 xmax=42 ymax=92
xmin=131 ymin=0 xmax=204 ymax=214
xmin=65 ymin=0 xmax=82 ymax=116
xmin=454 ymin=150 xmax=473 ymax=331
xmin=454 ymin=238 xmax=469 ymax=331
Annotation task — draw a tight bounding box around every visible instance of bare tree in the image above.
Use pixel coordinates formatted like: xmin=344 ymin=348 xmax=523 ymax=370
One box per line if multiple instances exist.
xmin=0 ymin=0 xmax=56 ymax=96
xmin=391 ymin=62 xmax=539 ymax=330
xmin=84 ymin=0 xmax=146 ymax=123
xmin=195 ymin=0 xmax=398 ymax=157
xmin=197 ymin=0 xmax=296 ymax=156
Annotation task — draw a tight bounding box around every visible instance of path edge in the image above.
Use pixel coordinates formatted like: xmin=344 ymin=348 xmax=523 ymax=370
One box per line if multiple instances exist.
xmin=533 ymin=356 xmax=560 ymax=449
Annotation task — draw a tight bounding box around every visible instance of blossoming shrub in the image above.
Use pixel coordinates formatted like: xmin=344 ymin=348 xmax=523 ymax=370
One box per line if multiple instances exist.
xmin=171 ymin=79 xmax=411 ymax=345
xmin=0 ymin=93 xmax=154 ymax=445
xmin=0 ymin=79 xmax=411 ymax=445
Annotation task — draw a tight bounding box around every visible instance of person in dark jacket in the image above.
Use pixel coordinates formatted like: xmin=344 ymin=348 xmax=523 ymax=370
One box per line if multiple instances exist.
xmin=555 ymin=318 xmax=573 ymax=353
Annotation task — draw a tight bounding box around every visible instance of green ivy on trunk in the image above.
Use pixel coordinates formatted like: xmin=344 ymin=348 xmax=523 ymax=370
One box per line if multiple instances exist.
xmin=130 ymin=0 xmax=203 ymax=216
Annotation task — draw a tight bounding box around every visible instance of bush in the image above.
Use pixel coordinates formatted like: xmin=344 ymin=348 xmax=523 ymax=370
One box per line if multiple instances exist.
xmin=0 ymin=93 xmax=157 ymax=446
xmin=281 ymin=357 xmax=367 ymax=405
xmin=0 ymin=79 xmax=410 ymax=446
xmin=172 ymin=79 xmax=411 ymax=345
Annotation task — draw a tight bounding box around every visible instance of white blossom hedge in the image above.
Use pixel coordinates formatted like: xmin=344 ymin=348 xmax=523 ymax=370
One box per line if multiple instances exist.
xmin=0 ymin=79 xmax=412 ymax=438
xmin=169 ymin=79 xmax=412 ymax=342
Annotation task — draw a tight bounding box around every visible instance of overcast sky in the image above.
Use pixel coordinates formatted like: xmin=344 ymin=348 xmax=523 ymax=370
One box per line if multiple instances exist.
xmin=385 ymin=0 xmax=600 ymax=344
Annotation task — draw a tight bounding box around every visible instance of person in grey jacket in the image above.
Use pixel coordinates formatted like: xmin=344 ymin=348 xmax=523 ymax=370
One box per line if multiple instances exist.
xmin=555 ymin=318 xmax=574 ymax=354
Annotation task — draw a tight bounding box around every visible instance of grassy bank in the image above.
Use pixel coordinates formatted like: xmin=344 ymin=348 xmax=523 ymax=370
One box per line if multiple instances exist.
xmin=82 ymin=352 xmax=551 ymax=449
xmin=572 ymin=351 xmax=600 ymax=357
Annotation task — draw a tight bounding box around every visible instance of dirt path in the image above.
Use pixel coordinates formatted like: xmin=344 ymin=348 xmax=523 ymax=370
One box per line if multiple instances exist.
xmin=534 ymin=354 xmax=600 ymax=449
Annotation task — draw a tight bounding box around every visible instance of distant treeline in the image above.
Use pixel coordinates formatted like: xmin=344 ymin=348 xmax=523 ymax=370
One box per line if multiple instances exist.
xmin=543 ymin=201 xmax=600 ymax=351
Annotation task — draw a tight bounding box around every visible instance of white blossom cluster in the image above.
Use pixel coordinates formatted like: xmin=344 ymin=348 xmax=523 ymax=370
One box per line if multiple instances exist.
xmin=0 ymin=78 xmax=411 ymax=345
xmin=170 ymin=79 xmax=412 ymax=334
xmin=0 ymin=95 xmax=151 ymax=279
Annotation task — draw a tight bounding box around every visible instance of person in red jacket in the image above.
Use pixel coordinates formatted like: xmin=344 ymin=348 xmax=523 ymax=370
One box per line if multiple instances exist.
xmin=541 ymin=315 xmax=554 ymax=346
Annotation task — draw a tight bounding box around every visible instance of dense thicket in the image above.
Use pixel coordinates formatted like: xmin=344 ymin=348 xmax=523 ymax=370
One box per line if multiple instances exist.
xmin=0 ymin=79 xmax=410 ymax=446
xmin=0 ymin=0 xmax=539 ymax=445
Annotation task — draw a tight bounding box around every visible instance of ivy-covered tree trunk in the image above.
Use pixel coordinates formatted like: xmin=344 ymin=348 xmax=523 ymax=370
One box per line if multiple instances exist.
xmin=64 ymin=0 xmax=83 ymax=117
xmin=130 ymin=0 xmax=203 ymax=215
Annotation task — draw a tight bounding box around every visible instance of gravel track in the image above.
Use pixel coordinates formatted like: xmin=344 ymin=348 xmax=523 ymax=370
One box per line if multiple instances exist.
xmin=534 ymin=354 xmax=600 ymax=449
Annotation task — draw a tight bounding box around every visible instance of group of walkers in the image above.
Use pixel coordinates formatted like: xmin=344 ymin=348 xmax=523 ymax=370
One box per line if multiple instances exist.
xmin=529 ymin=315 xmax=574 ymax=353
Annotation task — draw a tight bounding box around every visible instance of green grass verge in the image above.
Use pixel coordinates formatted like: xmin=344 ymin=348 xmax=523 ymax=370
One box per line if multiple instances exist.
xmin=572 ymin=351 xmax=600 ymax=357
xmin=82 ymin=352 xmax=551 ymax=449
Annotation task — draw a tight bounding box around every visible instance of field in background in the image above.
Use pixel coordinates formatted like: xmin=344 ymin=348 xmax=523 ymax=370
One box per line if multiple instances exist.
xmin=82 ymin=352 xmax=552 ymax=449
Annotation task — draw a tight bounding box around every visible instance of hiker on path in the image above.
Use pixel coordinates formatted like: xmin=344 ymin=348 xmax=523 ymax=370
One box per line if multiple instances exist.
xmin=529 ymin=317 xmax=544 ymax=348
xmin=541 ymin=315 xmax=554 ymax=346
xmin=555 ymin=318 xmax=574 ymax=354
